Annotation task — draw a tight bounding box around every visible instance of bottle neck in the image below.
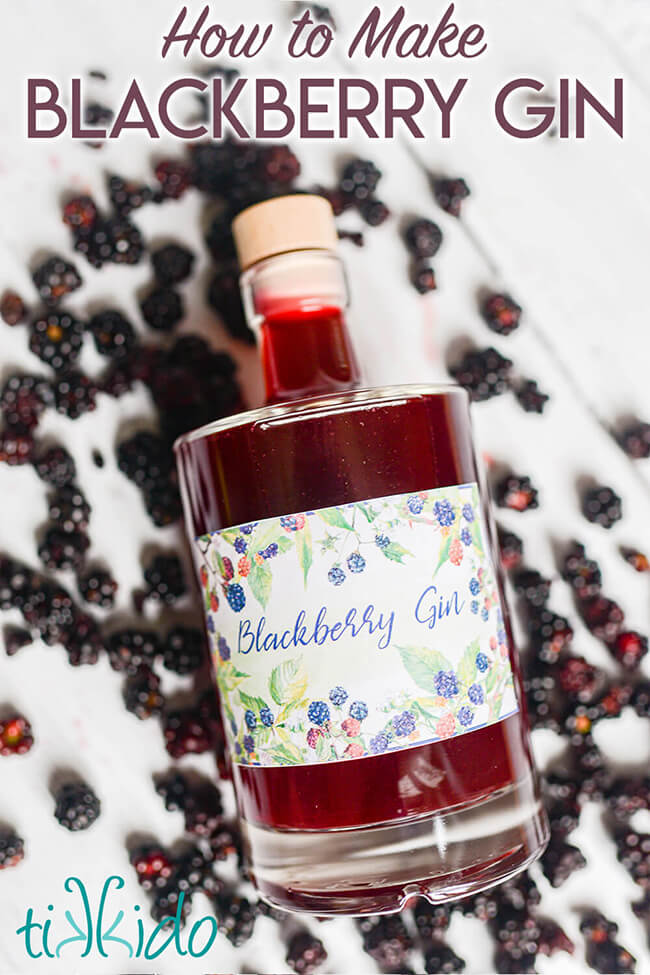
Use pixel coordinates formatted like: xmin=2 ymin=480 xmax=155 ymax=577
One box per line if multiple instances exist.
xmin=240 ymin=250 xmax=361 ymax=405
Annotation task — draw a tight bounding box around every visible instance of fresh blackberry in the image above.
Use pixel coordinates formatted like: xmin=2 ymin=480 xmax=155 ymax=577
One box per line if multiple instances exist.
xmin=359 ymin=197 xmax=390 ymax=226
xmin=528 ymin=608 xmax=573 ymax=663
xmin=480 ymin=293 xmax=522 ymax=336
xmin=580 ymin=912 xmax=636 ymax=974
xmin=405 ymin=218 xmax=443 ymax=259
xmin=340 ymin=158 xmax=381 ymax=203
xmin=609 ymin=630 xmax=648 ymax=670
xmin=107 ymin=173 xmax=153 ymax=215
xmin=32 ymin=256 xmax=82 ymax=305
xmin=189 ymin=141 xmax=236 ymax=195
xmin=495 ymin=473 xmax=539 ymax=512
xmin=33 ymin=445 xmax=76 ymax=487
xmin=543 ymin=776 xmax=581 ymax=835
xmin=0 ymin=829 xmax=24 ymax=870
xmin=38 ymin=527 xmax=89 ymax=571
xmin=88 ymin=309 xmax=136 ymax=359
xmin=316 ymin=186 xmax=353 ymax=216
xmin=562 ymin=541 xmax=602 ymax=599
xmin=150 ymin=882 xmax=192 ymax=927
xmin=618 ymin=420 xmax=650 ymax=459
xmin=582 ymin=484 xmax=623 ymax=529
xmin=155 ymin=770 xmax=191 ymax=812
xmin=605 ymin=778 xmax=650 ymax=821
xmin=556 ymin=656 xmax=605 ymax=703
xmin=77 ymin=567 xmax=117 ymax=608
xmin=1 ymin=373 xmax=53 ymax=430
xmin=580 ymin=596 xmax=624 ymax=643
xmin=286 ymin=931 xmax=328 ymax=974
xmin=124 ymin=666 xmax=165 ymax=720
xmin=537 ymin=919 xmax=575 ymax=957
xmin=0 ymin=714 xmax=34 ymax=756
xmin=615 ymin=829 xmax=650 ymax=888
xmin=413 ymin=900 xmax=451 ymax=940
xmin=622 ymin=547 xmax=650 ymax=573
xmin=22 ymin=579 xmax=75 ymax=645
xmin=144 ymin=554 xmax=186 ymax=604
xmin=48 ymin=484 xmax=90 ymax=532
xmin=144 ymin=482 xmax=183 ymax=526
xmin=130 ymin=843 xmax=174 ymax=891
xmin=424 ymin=940 xmax=465 ymax=974
xmin=207 ymin=266 xmax=254 ymax=343
xmin=0 ymin=429 xmax=34 ymax=466
xmin=631 ymin=682 xmax=650 ymax=718
xmin=117 ymin=431 xmax=174 ymax=490
xmin=205 ymin=216 xmax=237 ymax=263
xmin=62 ymin=194 xmax=98 ymax=232
xmin=106 ymin=629 xmax=161 ymax=674
xmin=154 ymin=159 xmax=192 ymax=200
xmin=497 ymin=525 xmax=523 ymax=570
xmin=72 ymin=219 xmax=116 ymax=268
xmin=209 ymin=823 xmax=242 ymax=861
xmin=163 ymin=626 xmax=206 ymax=674
xmin=412 ymin=261 xmax=437 ymax=294
xmin=523 ymin=661 xmax=567 ymax=731
xmin=571 ymin=737 xmax=613 ymax=802
xmin=433 ymin=177 xmax=470 ymax=217
xmin=215 ymin=892 xmax=257 ymax=946
xmin=140 ymin=286 xmax=183 ymax=332
xmin=53 ymin=781 xmax=101 ymax=831
xmin=450 ymin=346 xmax=512 ymax=401
xmin=151 ymin=243 xmax=195 ymax=285
xmin=52 ymin=371 xmax=97 ymax=419
xmin=173 ymin=843 xmax=222 ymax=896
xmin=595 ymin=682 xmax=637 ymax=720
xmin=256 ymin=144 xmax=300 ymax=185
xmin=513 ymin=568 xmax=551 ymax=607
xmin=183 ymin=780 xmax=224 ymax=837
xmin=361 ymin=914 xmax=412 ymax=970
xmin=64 ymin=611 xmax=103 ymax=666
xmin=1 ymin=290 xmax=27 ymax=326
xmin=516 ymin=380 xmax=549 ymax=414
xmin=163 ymin=706 xmax=213 ymax=759
xmin=3 ymin=625 xmax=32 ymax=656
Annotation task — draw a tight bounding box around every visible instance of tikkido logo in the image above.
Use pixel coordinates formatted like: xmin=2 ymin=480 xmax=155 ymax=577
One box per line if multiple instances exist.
xmin=15 ymin=876 xmax=219 ymax=961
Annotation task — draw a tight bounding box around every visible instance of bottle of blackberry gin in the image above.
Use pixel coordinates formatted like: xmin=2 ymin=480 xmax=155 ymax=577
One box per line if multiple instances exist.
xmin=175 ymin=195 xmax=548 ymax=915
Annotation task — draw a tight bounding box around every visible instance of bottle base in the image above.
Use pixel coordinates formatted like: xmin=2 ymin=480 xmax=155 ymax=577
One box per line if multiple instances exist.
xmin=242 ymin=771 xmax=549 ymax=916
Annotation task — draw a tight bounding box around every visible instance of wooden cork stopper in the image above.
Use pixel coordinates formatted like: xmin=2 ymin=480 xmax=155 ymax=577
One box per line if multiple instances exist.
xmin=232 ymin=195 xmax=339 ymax=271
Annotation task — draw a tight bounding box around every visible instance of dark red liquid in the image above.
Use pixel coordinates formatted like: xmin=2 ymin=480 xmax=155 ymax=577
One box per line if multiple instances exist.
xmin=177 ymin=386 xmax=534 ymax=831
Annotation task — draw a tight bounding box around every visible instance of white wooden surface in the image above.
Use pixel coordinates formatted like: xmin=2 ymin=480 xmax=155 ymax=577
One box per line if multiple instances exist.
xmin=0 ymin=2 xmax=649 ymax=973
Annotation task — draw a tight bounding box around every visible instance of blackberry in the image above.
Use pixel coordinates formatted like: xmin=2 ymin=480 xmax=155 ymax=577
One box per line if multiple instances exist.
xmin=582 ymin=485 xmax=623 ymax=529
xmin=0 ymin=714 xmax=34 ymax=756
xmin=497 ymin=525 xmax=523 ymax=570
xmin=340 ymin=158 xmax=381 ymax=201
xmin=286 ymin=931 xmax=328 ymax=974
xmin=493 ymin=909 xmax=540 ymax=974
xmin=106 ymin=629 xmax=161 ymax=674
xmin=260 ymin=706 xmax=274 ymax=727
xmin=347 ymin=552 xmax=366 ymax=574
xmin=72 ymin=219 xmax=116 ymax=268
xmin=329 ymin=685 xmax=348 ymax=706
xmin=62 ymin=194 xmax=98 ymax=231
xmin=225 ymin=583 xmax=245 ymax=612
xmin=163 ymin=626 xmax=206 ymax=674
xmin=207 ymin=266 xmax=254 ymax=344
xmin=163 ymin=707 xmax=213 ymax=759
xmin=124 ymin=666 xmax=165 ymax=720
xmin=307 ymin=700 xmax=330 ymax=725
xmin=361 ymin=914 xmax=412 ymax=970
xmin=88 ymin=309 xmax=136 ymax=359
xmin=144 ymin=482 xmax=183 ymax=526
xmin=557 ymin=656 xmax=605 ymax=704
xmin=413 ymin=899 xmax=451 ymax=940
xmin=609 ymin=630 xmax=648 ymax=670
xmin=144 ymin=554 xmax=186 ymax=604
xmin=151 ymin=243 xmax=195 ymax=285
xmin=528 ymin=608 xmax=573 ymax=663
xmin=205 ymin=216 xmax=237 ymax=262
xmin=622 ymin=547 xmax=650 ymax=573
xmin=618 ymin=420 xmax=650 ymax=459
xmin=189 ymin=140 xmax=239 ymax=195
xmin=516 ymin=380 xmax=549 ymax=414
xmin=117 ymin=431 xmax=174 ymax=491
xmin=631 ymin=682 xmax=650 ymax=718
xmin=0 ymin=829 xmax=24 ymax=870
xmin=32 ymin=256 xmax=82 ymax=305
xmin=150 ymin=883 xmax=192 ymax=927
xmin=580 ymin=912 xmax=636 ymax=974
xmin=571 ymin=737 xmax=613 ymax=802
xmin=450 ymin=346 xmax=513 ymax=401
xmin=209 ymin=823 xmax=242 ymax=861
xmin=433 ymin=177 xmax=470 ymax=217
xmin=1 ymin=290 xmax=27 ymax=326
xmin=616 ymin=829 xmax=650 ymax=888
xmin=140 ymin=287 xmax=183 ymax=332
xmin=495 ymin=473 xmax=539 ymax=512
xmin=3 ymin=625 xmax=32 ymax=656
xmin=65 ymin=612 xmax=103 ymax=666
xmin=605 ymin=778 xmax=650 ymax=821
xmin=52 ymin=371 xmax=97 ymax=419
xmin=23 ymin=580 xmax=76 ymax=646
xmin=154 ymin=159 xmax=192 ymax=200
xmin=537 ymin=919 xmax=575 ymax=957
xmin=173 ymin=843 xmax=222 ymax=896
xmin=38 ymin=527 xmax=89 ymax=571
xmin=215 ymin=893 xmax=257 ymax=946
xmin=524 ymin=661 xmax=567 ymax=731
xmin=258 ymin=144 xmax=301 ymax=185
xmin=48 ymin=484 xmax=91 ymax=532
xmin=405 ymin=218 xmax=443 ymax=259
xmin=562 ymin=541 xmax=602 ymax=599
xmin=412 ymin=261 xmax=437 ymax=294
xmin=1 ymin=373 xmax=53 ymax=430
xmin=349 ymin=700 xmax=369 ymax=721
xmin=54 ymin=781 xmax=101 ymax=831
xmin=183 ymin=780 xmax=224 ymax=837
xmin=130 ymin=844 xmax=174 ymax=891
xmin=0 ymin=429 xmax=34 ymax=466
xmin=107 ymin=173 xmax=152 ymax=215
xmin=359 ymin=197 xmax=390 ymax=226
xmin=77 ymin=567 xmax=117 ymax=608
xmin=34 ymin=445 xmax=76 ymax=487
xmin=480 ymin=293 xmax=522 ymax=335
xmin=580 ymin=596 xmax=624 ymax=643
xmin=456 ymin=888 xmax=499 ymax=922
xmin=424 ymin=941 xmax=465 ymax=974
xmin=101 ymin=357 xmax=135 ymax=398
xmin=513 ymin=568 xmax=551 ymax=607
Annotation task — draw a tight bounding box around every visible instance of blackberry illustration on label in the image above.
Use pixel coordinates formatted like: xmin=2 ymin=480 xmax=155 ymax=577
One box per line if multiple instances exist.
xmin=195 ymin=482 xmax=517 ymax=767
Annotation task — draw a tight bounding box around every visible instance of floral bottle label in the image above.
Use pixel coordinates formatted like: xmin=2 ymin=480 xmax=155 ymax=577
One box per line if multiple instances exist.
xmin=195 ymin=483 xmax=518 ymax=767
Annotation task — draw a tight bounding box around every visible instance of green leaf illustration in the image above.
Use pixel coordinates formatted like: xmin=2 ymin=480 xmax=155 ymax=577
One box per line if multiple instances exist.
xmin=471 ymin=521 xmax=484 ymax=558
xmin=239 ymin=690 xmax=267 ymax=714
xmin=397 ymin=645 xmax=453 ymax=694
xmin=250 ymin=521 xmax=283 ymax=556
xmin=269 ymin=657 xmax=308 ymax=707
xmin=204 ymin=588 xmax=212 ymax=613
xmin=315 ymin=733 xmax=330 ymax=762
xmin=268 ymin=741 xmax=304 ymax=765
xmin=275 ymin=536 xmax=294 ymax=554
xmin=433 ymin=536 xmax=452 ymax=577
xmin=318 ymin=508 xmax=353 ymax=531
xmin=219 ymin=528 xmax=241 ymax=548
xmin=295 ymin=519 xmax=313 ymax=586
xmin=248 ymin=559 xmax=272 ymax=609
xmin=356 ymin=503 xmax=376 ymax=523
xmin=217 ymin=662 xmax=249 ymax=693
xmin=380 ymin=541 xmax=413 ymax=564
xmin=457 ymin=640 xmax=479 ymax=688
xmin=486 ymin=664 xmax=498 ymax=695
